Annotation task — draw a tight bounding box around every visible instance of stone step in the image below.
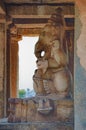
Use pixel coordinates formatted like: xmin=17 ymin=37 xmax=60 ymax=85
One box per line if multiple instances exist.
xmin=0 ymin=122 xmax=74 ymax=130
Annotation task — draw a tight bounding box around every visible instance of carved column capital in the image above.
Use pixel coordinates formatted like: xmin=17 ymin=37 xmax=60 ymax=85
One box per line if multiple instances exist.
xmin=9 ymin=23 xmax=17 ymax=35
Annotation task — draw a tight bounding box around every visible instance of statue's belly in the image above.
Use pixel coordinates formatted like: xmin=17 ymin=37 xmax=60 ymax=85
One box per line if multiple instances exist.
xmin=53 ymin=68 xmax=72 ymax=92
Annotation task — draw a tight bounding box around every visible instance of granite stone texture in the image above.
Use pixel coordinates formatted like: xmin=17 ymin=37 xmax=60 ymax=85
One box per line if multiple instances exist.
xmin=75 ymin=3 xmax=86 ymax=130
xmin=0 ymin=122 xmax=73 ymax=130
xmin=1 ymin=1 xmax=86 ymax=130
xmin=0 ymin=23 xmax=5 ymax=118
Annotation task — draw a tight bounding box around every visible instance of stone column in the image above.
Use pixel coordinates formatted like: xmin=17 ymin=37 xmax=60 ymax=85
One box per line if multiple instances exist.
xmin=10 ymin=36 xmax=19 ymax=98
xmin=0 ymin=23 xmax=6 ymax=118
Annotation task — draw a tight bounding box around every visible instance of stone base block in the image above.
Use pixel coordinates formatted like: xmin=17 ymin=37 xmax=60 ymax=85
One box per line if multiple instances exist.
xmin=8 ymin=97 xmax=74 ymax=123
xmin=0 ymin=122 xmax=73 ymax=130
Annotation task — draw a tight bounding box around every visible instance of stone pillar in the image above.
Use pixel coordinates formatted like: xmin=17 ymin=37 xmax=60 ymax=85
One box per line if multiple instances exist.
xmin=75 ymin=1 xmax=86 ymax=130
xmin=10 ymin=37 xmax=19 ymax=98
xmin=0 ymin=23 xmax=6 ymax=118
xmin=6 ymin=29 xmax=11 ymax=117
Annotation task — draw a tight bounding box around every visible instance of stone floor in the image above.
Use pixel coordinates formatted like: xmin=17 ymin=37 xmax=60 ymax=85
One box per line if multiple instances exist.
xmin=0 ymin=118 xmax=73 ymax=130
xmin=0 ymin=118 xmax=8 ymax=123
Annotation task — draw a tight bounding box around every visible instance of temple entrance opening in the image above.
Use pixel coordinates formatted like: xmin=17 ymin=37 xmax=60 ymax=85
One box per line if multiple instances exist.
xmin=18 ymin=36 xmax=39 ymax=98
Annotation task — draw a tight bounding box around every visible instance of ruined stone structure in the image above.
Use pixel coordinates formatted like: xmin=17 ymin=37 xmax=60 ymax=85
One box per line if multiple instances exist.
xmin=0 ymin=0 xmax=86 ymax=130
xmin=7 ymin=8 xmax=74 ymax=129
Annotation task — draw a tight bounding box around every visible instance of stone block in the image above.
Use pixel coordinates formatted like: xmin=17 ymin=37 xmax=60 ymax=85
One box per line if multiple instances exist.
xmin=42 ymin=0 xmax=74 ymax=3
xmin=0 ymin=123 xmax=73 ymax=130
xmin=8 ymin=97 xmax=73 ymax=123
xmin=8 ymin=98 xmax=22 ymax=122
xmin=26 ymin=99 xmax=36 ymax=122
xmin=21 ymin=99 xmax=27 ymax=122
xmin=0 ymin=91 xmax=4 ymax=118
xmin=0 ymin=79 xmax=4 ymax=91
xmin=56 ymin=99 xmax=74 ymax=122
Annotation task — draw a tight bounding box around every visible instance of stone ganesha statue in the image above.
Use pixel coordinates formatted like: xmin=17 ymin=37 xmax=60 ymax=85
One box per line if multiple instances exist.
xmin=33 ymin=8 xmax=72 ymax=98
xmin=8 ymin=8 xmax=74 ymax=123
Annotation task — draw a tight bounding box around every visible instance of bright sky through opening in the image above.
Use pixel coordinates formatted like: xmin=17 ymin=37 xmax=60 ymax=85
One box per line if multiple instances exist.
xmin=18 ymin=36 xmax=39 ymax=90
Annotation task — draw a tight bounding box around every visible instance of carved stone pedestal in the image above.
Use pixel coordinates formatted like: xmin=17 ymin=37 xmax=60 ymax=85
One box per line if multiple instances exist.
xmin=8 ymin=96 xmax=74 ymax=130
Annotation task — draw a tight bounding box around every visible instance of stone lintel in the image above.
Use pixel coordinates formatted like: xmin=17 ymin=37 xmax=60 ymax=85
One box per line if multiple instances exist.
xmin=42 ymin=0 xmax=75 ymax=4
xmin=6 ymin=4 xmax=74 ymax=17
xmin=9 ymin=28 xmax=41 ymax=41
xmin=4 ymin=0 xmax=41 ymax=4
xmin=16 ymin=24 xmax=45 ymax=29
xmin=10 ymin=33 xmax=22 ymax=42
xmin=11 ymin=14 xmax=50 ymax=19
xmin=11 ymin=14 xmax=75 ymax=19
xmin=16 ymin=24 xmax=74 ymax=31
xmin=18 ymin=28 xmax=41 ymax=36
xmin=11 ymin=25 xmax=74 ymax=42
xmin=4 ymin=0 xmax=74 ymax=4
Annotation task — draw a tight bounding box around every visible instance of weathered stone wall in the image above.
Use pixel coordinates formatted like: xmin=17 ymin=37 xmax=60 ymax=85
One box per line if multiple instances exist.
xmin=0 ymin=23 xmax=6 ymax=118
xmin=0 ymin=2 xmax=86 ymax=130
xmin=75 ymin=1 xmax=86 ymax=130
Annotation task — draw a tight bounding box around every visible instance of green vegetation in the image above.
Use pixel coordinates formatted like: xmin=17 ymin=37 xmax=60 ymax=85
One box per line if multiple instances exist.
xmin=19 ymin=89 xmax=26 ymax=98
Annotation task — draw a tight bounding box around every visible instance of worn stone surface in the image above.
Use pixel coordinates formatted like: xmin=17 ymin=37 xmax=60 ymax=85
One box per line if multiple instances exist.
xmin=0 ymin=91 xmax=4 ymax=118
xmin=0 ymin=123 xmax=73 ymax=130
xmin=6 ymin=5 xmax=74 ymax=17
xmin=10 ymin=39 xmax=19 ymax=98
xmin=6 ymin=7 xmax=74 ymax=130
xmin=76 ymin=1 xmax=86 ymax=71
xmin=4 ymin=0 xmax=41 ymax=4
xmin=18 ymin=28 xmax=41 ymax=36
xmin=42 ymin=0 xmax=74 ymax=3
xmin=8 ymin=97 xmax=74 ymax=123
xmin=75 ymin=1 xmax=86 ymax=130
xmin=0 ymin=1 xmax=6 ymax=14
xmin=4 ymin=0 xmax=74 ymax=4
xmin=21 ymin=99 xmax=27 ymax=122
xmin=1 ymin=1 xmax=86 ymax=130
xmin=0 ymin=23 xmax=6 ymax=118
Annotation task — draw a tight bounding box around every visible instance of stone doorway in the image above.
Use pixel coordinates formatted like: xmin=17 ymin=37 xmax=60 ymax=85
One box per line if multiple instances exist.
xmin=18 ymin=36 xmax=39 ymax=98
xmin=5 ymin=3 xmax=74 ymax=129
xmin=5 ymin=3 xmax=75 ymax=121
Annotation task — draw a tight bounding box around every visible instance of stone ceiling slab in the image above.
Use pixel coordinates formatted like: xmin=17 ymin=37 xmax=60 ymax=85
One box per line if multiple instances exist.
xmin=42 ymin=0 xmax=75 ymax=4
xmin=3 ymin=0 xmax=41 ymax=4
xmin=3 ymin=0 xmax=75 ymax=4
xmin=6 ymin=5 xmax=74 ymax=17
